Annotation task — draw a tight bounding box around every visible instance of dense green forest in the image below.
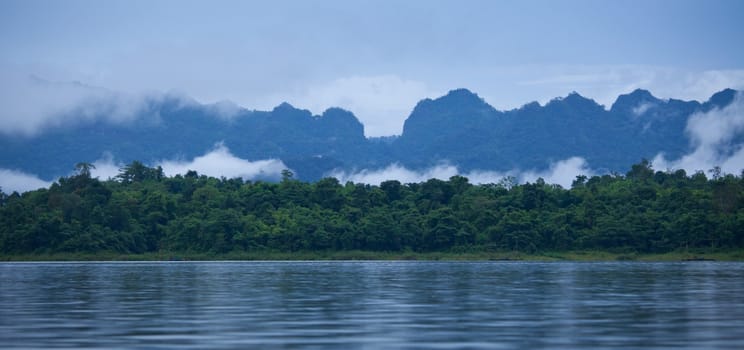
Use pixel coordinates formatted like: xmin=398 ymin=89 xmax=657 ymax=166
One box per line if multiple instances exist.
xmin=1 ymin=160 xmax=743 ymax=257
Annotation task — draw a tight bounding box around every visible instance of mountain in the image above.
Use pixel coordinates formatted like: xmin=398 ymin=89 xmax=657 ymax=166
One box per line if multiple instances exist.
xmin=0 ymin=97 xmax=373 ymax=180
xmin=0 ymin=88 xmax=740 ymax=182
xmin=391 ymin=88 xmax=737 ymax=173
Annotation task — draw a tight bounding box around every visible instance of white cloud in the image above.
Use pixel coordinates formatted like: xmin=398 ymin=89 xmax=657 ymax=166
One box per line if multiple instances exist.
xmin=1 ymin=67 xmax=438 ymax=138
xmin=329 ymin=162 xmax=459 ymax=185
xmin=520 ymin=157 xmax=595 ymax=188
xmin=464 ymin=169 xmax=517 ymax=185
xmin=0 ymin=146 xmax=289 ymax=193
xmin=290 ymin=75 xmax=440 ymax=137
xmin=90 ymin=153 xmax=124 ymax=181
xmin=674 ymin=70 xmax=744 ymax=103
xmin=88 ymin=146 xmax=289 ymax=181
xmin=632 ymin=102 xmax=655 ymax=117
xmin=0 ymin=169 xmax=52 ymax=193
xmin=205 ymin=100 xmax=243 ymax=119
xmin=234 ymin=67 xmax=744 ymax=139
xmin=0 ymin=67 xmax=162 ymax=135
xmin=509 ymin=65 xmax=744 ymax=110
xmin=653 ymin=92 xmax=744 ymax=174
xmin=328 ymin=157 xmax=593 ymax=188
xmin=5 ymin=61 xmax=743 ymax=140
xmin=158 ymin=144 xmax=288 ymax=180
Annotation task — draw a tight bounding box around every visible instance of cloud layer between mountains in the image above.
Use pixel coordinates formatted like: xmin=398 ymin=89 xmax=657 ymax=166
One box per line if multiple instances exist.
xmin=0 ymin=145 xmax=288 ymax=193
xmin=653 ymin=92 xmax=744 ymax=175
xmin=328 ymin=157 xmax=593 ymax=189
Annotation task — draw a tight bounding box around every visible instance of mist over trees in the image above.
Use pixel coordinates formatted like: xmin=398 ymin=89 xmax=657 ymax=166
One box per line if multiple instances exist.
xmin=2 ymin=160 xmax=743 ymax=256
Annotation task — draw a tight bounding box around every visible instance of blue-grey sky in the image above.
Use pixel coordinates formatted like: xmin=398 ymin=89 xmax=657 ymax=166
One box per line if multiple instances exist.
xmin=1 ymin=0 xmax=743 ymax=136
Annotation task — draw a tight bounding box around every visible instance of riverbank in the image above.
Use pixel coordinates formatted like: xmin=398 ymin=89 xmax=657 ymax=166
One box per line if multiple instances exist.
xmin=3 ymin=249 xmax=744 ymax=262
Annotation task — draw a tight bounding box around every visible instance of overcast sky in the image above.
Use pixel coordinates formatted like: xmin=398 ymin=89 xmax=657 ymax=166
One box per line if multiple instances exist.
xmin=1 ymin=0 xmax=744 ymax=136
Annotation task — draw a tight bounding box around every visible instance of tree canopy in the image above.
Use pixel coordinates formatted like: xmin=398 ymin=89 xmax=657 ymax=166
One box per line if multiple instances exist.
xmin=1 ymin=161 xmax=743 ymax=255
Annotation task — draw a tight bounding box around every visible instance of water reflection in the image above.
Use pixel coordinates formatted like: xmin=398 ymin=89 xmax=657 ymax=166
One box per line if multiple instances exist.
xmin=1 ymin=261 xmax=743 ymax=349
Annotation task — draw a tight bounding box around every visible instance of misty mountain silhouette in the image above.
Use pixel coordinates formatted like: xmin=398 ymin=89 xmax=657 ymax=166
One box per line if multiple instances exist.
xmin=0 ymin=88 xmax=739 ymax=181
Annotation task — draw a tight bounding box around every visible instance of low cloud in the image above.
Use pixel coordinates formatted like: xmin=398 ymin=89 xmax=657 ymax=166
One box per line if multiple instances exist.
xmin=0 ymin=68 xmax=163 ymax=136
xmin=512 ymin=65 xmax=744 ymax=111
xmin=158 ymin=144 xmax=289 ymax=181
xmin=632 ymin=102 xmax=655 ymax=117
xmin=653 ymin=92 xmax=744 ymax=175
xmin=329 ymin=163 xmax=460 ymax=185
xmin=520 ymin=157 xmax=594 ymax=187
xmin=0 ymin=169 xmax=52 ymax=194
xmin=291 ymin=75 xmax=440 ymax=137
xmin=90 ymin=153 xmax=125 ymax=181
xmin=6 ymin=63 xmax=743 ymax=139
xmin=205 ymin=100 xmax=244 ymax=119
xmin=1 ymin=68 xmax=433 ymax=138
xmin=0 ymin=153 xmax=124 ymax=193
xmin=0 ymin=146 xmax=290 ymax=193
xmin=328 ymin=157 xmax=593 ymax=188
xmin=88 ymin=146 xmax=289 ymax=181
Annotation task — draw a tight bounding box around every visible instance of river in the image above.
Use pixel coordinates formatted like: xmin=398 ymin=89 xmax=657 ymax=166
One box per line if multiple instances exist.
xmin=1 ymin=261 xmax=743 ymax=349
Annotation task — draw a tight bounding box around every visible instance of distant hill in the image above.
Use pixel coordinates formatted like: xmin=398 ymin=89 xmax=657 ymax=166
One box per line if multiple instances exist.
xmin=0 ymin=88 xmax=739 ymax=181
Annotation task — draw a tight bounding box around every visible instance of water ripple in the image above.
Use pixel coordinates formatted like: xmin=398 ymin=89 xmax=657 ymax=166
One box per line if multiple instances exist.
xmin=1 ymin=261 xmax=744 ymax=349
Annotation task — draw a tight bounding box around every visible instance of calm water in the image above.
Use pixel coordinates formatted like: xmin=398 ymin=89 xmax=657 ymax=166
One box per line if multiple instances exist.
xmin=1 ymin=261 xmax=744 ymax=349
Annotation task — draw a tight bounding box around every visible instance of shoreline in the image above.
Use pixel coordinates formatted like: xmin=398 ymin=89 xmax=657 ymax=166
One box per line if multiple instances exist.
xmin=3 ymin=250 xmax=744 ymax=262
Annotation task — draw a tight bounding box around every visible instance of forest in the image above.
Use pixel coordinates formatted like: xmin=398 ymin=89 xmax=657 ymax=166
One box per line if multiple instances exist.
xmin=1 ymin=160 xmax=743 ymax=257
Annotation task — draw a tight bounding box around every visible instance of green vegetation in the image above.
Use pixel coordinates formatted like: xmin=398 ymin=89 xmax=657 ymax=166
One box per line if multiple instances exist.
xmin=4 ymin=250 xmax=743 ymax=262
xmin=2 ymin=160 xmax=744 ymax=261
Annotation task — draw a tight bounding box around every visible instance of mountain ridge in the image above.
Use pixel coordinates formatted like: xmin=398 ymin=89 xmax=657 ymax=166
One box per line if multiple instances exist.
xmin=0 ymin=88 xmax=740 ymax=182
